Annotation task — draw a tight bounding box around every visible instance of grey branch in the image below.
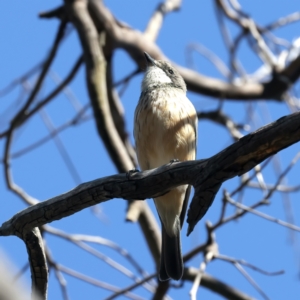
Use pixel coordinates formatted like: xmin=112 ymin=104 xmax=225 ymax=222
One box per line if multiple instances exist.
xmin=24 ymin=228 xmax=48 ymax=300
xmin=87 ymin=0 xmax=300 ymax=100
xmin=187 ymin=111 xmax=300 ymax=234
xmin=38 ymin=2 xmax=300 ymax=101
xmin=0 ymin=111 xmax=299 ymax=238
xmin=184 ymin=269 xmax=254 ymax=300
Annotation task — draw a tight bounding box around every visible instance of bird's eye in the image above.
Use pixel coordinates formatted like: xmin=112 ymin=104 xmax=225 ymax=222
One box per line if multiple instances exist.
xmin=168 ymin=69 xmax=174 ymax=75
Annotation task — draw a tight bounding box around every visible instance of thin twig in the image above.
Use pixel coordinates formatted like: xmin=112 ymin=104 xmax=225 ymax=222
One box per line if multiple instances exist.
xmin=234 ymin=262 xmax=270 ymax=300
xmin=46 ymin=226 xmax=146 ymax=276
xmin=226 ymin=194 xmax=300 ymax=232
xmin=216 ymin=254 xmax=284 ymax=276
xmin=39 ymin=109 xmax=82 ymax=185
xmin=10 ymin=104 xmax=91 ymax=159
xmin=104 ymin=274 xmax=156 ymax=300
xmin=0 ymin=61 xmax=44 ymax=97
xmin=186 ymin=43 xmax=231 ymax=78
xmin=58 ymin=264 xmax=144 ymax=300
xmin=25 ymin=55 xmax=83 ymax=121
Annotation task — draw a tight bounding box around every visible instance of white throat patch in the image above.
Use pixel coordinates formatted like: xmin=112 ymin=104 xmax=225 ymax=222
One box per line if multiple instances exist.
xmin=142 ymin=67 xmax=172 ymax=90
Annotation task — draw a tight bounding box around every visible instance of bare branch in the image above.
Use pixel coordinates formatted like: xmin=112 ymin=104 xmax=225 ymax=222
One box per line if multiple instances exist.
xmin=0 ymin=111 xmax=299 ymax=238
xmin=23 ymin=228 xmax=48 ymax=300
xmin=10 ymin=104 xmax=91 ymax=159
xmin=226 ymin=195 xmax=300 ymax=232
xmin=45 ymin=246 xmax=69 ymax=300
xmin=105 ymin=47 xmax=138 ymax=167
xmin=39 ymin=109 xmax=82 ymax=185
xmin=39 ymin=6 xmax=66 ymax=20
xmin=186 ymin=43 xmax=231 ymax=79
xmin=25 ymin=55 xmax=83 ymax=122
xmin=0 ymin=61 xmax=43 ymax=97
xmin=57 ymin=265 xmax=144 ymax=300
xmin=114 ymin=69 xmax=141 ymax=87
xmin=216 ymin=0 xmax=277 ymax=68
xmin=189 ymin=242 xmax=216 ymax=300
xmin=184 ymin=268 xmax=254 ymax=300
xmin=64 ymin=0 xmax=133 ymax=173
xmin=13 ymin=263 xmax=30 ymax=282
xmin=45 ymin=226 xmax=147 ymax=278
xmin=152 ymin=281 xmax=170 ymax=300
xmin=10 ymin=19 xmax=67 ymax=130
xmin=216 ymin=254 xmax=284 ymax=276
xmin=3 ymin=131 xmax=39 ymax=205
xmin=265 ymin=12 xmax=300 ymax=31
xmin=187 ymin=111 xmax=300 ymax=234
xmin=66 ymin=0 xmax=162 ymax=272
xmin=234 ymin=263 xmax=270 ymax=300
xmin=198 ymin=110 xmax=244 ymax=140
xmin=104 ymin=274 xmax=156 ymax=300
xmin=144 ymin=0 xmax=182 ymax=42
xmin=88 ymin=0 xmax=300 ymax=100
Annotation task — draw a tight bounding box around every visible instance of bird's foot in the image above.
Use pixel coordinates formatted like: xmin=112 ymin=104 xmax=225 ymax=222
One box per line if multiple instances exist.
xmin=126 ymin=168 xmax=140 ymax=180
xmin=169 ymin=158 xmax=180 ymax=165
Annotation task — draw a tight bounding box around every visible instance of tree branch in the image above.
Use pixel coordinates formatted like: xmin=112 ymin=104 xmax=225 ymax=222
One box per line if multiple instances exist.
xmin=88 ymin=0 xmax=300 ymax=100
xmin=23 ymin=228 xmax=48 ymax=300
xmin=187 ymin=111 xmax=300 ymax=234
xmin=1 ymin=111 xmax=299 ymax=238
xmin=184 ymin=269 xmax=254 ymax=300
xmin=64 ymin=0 xmax=162 ymax=273
xmin=144 ymin=0 xmax=182 ymax=42
xmin=64 ymin=0 xmax=133 ymax=173
xmin=21 ymin=2 xmax=300 ymax=106
xmin=10 ymin=19 xmax=67 ymax=130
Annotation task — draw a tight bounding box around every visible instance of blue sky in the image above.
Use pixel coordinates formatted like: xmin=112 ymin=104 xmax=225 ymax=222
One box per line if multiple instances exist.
xmin=1 ymin=1 xmax=300 ymax=299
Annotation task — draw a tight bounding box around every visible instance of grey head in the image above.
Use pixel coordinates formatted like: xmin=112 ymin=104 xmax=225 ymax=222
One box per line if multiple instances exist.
xmin=142 ymin=52 xmax=186 ymax=93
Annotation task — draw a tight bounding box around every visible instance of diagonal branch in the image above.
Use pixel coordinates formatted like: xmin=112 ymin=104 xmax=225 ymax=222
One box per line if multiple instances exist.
xmin=10 ymin=19 xmax=67 ymax=130
xmin=1 ymin=111 xmax=299 ymax=238
xmin=184 ymin=268 xmax=254 ymax=300
xmin=187 ymin=111 xmax=300 ymax=234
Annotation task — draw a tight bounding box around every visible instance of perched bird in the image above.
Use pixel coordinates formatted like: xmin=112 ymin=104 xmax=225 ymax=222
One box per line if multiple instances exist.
xmin=134 ymin=52 xmax=198 ymax=281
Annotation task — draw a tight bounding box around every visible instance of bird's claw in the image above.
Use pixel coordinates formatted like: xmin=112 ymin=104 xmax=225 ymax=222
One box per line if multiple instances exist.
xmin=169 ymin=159 xmax=180 ymax=165
xmin=126 ymin=168 xmax=140 ymax=180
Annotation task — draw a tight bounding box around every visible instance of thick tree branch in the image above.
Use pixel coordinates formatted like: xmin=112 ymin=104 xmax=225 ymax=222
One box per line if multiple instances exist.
xmin=1 ymin=111 xmax=299 ymax=238
xmin=104 ymin=35 xmax=138 ymax=167
xmin=64 ymin=0 xmax=162 ymax=272
xmin=23 ymin=228 xmax=48 ymax=300
xmin=187 ymin=111 xmax=300 ymax=234
xmin=64 ymin=0 xmax=133 ymax=173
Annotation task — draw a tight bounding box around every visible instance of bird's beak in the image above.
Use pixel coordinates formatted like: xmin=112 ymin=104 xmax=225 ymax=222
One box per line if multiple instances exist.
xmin=144 ymin=52 xmax=156 ymax=67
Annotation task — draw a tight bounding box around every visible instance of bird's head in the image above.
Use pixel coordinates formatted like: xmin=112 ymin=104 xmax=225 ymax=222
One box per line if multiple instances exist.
xmin=141 ymin=52 xmax=186 ymax=93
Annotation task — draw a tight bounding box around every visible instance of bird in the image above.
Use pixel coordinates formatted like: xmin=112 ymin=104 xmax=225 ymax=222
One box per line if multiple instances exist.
xmin=134 ymin=52 xmax=198 ymax=281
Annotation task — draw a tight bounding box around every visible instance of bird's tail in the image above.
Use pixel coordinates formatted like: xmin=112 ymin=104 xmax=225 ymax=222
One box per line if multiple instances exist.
xmin=159 ymin=217 xmax=183 ymax=281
